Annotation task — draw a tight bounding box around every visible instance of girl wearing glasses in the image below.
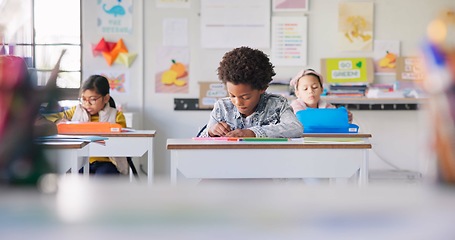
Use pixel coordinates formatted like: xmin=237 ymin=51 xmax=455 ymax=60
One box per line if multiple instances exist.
xmin=45 ymin=75 xmax=127 ymax=175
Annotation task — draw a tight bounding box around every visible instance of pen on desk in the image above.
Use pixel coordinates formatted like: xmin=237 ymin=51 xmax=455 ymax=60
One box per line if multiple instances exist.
xmin=192 ymin=137 xmax=239 ymax=141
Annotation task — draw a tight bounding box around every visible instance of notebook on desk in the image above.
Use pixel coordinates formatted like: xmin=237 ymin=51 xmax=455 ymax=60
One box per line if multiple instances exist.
xmin=296 ymin=107 xmax=359 ymax=133
xmin=57 ymin=122 xmax=122 ymax=134
xmin=35 ymin=134 xmax=108 ymax=143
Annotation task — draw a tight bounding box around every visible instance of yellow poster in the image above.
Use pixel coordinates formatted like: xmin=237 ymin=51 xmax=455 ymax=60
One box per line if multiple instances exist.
xmin=321 ymin=58 xmax=373 ymax=84
xmin=338 ymin=2 xmax=374 ymax=52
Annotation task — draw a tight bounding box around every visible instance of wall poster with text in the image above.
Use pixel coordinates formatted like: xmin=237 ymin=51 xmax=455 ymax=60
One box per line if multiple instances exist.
xmin=97 ymin=0 xmax=133 ymax=34
xmin=200 ymin=0 xmax=270 ymax=49
xmin=271 ymin=16 xmax=308 ymax=66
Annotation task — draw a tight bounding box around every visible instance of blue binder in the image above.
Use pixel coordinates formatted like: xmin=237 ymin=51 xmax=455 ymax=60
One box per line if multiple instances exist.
xmin=295 ymin=107 xmax=359 ymax=133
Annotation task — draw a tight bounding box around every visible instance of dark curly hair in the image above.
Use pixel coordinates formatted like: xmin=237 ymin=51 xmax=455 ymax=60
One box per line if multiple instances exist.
xmin=217 ymin=46 xmax=276 ymax=90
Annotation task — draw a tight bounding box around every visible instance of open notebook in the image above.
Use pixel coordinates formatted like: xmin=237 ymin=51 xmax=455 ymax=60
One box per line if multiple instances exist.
xmin=295 ymin=107 xmax=359 ymax=133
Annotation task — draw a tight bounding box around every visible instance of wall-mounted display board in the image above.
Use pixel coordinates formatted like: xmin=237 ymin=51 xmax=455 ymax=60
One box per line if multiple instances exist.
xmin=321 ymin=58 xmax=374 ymax=84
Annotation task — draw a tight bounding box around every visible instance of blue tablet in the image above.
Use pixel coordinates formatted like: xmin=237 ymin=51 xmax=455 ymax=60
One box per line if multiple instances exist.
xmin=295 ymin=107 xmax=359 ymax=133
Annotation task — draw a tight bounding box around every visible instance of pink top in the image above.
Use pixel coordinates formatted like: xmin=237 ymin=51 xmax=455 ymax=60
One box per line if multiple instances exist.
xmin=290 ymin=99 xmax=335 ymax=114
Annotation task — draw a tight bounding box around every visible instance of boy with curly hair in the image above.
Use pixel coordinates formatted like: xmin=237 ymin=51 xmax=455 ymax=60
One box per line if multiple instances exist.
xmin=198 ymin=46 xmax=303 ymax=138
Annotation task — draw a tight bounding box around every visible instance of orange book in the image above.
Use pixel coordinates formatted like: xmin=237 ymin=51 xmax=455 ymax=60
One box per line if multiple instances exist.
xmin=57 ymin=122 xmax=122 ymax=134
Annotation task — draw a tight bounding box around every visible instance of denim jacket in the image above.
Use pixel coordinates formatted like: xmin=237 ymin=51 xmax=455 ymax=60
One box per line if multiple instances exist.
xmin=199 ymin=92 xmax=303 ymax=138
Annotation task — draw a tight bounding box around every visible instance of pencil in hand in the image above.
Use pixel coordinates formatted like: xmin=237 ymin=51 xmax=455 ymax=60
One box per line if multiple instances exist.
xmin=58 ymin=111 xmax=69 ymax=123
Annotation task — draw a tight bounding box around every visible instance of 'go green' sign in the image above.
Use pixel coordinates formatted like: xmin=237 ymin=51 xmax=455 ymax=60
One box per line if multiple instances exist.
xmin=324 ymin=58 xmax=370 ymax=83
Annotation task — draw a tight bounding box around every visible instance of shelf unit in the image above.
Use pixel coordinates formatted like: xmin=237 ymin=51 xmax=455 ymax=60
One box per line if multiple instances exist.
xmin=321 ymin=97 xmax=426 ymax=110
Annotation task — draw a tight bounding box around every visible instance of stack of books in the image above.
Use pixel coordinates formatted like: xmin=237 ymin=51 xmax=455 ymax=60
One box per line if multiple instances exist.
xmin=366 ymin=88 xmax=405 ymax=98
xmin=326 ymin=84 xmax=368 ymax=97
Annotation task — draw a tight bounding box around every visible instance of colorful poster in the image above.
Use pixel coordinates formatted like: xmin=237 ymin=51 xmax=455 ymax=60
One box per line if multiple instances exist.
xmin=98 ymin=70 xmax=130 ymax=94
xmin=272 ymin=0 xmax=308 ymax=12
xmin=321 ymin=58 xmax=374 ymax=84
xmin=374 ymin=40 xmax=400 ymax=75
xmin=338 ymin=2 xmax=374 ymax=52
xmin=97 ymin=0 xmax=133 ymax=34
xmin=155 ymin=47 xmax=189 ymax=94
xmin=271 ymin=16 xmax=307 ymax=66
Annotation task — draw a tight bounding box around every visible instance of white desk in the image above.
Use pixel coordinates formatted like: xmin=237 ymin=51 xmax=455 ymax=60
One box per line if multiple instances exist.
xmin=64 ymin=130 xmax=156 ymax=184
xmin=4 ymin=180 xmax=455 ymax=240
xmin=40 ymin=141 xmax=90 ymax=175
xmin=167 ymin=134 xmax=372 ymax=186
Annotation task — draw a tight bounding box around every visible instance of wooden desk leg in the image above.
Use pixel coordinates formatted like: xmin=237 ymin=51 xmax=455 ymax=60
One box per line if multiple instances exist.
xmin=359 ymin=149 xmax=369 ymax=187
xmin=170 ymin=151 xmax=177 ymax=185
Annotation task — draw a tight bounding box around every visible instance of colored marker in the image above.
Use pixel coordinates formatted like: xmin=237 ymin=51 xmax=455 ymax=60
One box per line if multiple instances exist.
xmin=192 ymin=137 xmax=239 ymax=141
xmin=240 ymin=137 xmax=289 ymax=142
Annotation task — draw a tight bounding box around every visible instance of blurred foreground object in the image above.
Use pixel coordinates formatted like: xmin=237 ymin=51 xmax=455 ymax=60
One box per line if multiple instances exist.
xmin=3 ymin=178 xmax=455 ymax=240
xmin=0 ymin=53 xmax=63 ymax=185
xmin=422 ymin=9 xmax=455 ymax=183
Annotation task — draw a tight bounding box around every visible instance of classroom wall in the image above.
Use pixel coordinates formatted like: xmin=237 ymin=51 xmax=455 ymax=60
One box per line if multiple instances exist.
xmin=82 ymin=0 xmax=454 ymax=181
xmin=82 ymin=0 xmax=144 ymax=127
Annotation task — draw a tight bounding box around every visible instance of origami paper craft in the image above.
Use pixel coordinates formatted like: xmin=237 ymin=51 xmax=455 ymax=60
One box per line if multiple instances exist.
xmin=92 ymin=37 xmax=138 ymax=67
xmin=102 ymin=51 xmax=116 ymax=66
xmin=91 ymin=43 xmax=102 ymax=57
xmin=115 ymin=52 xmax=137 ymax=67
xmin=94 ymin=38 xmax=109 ymax=52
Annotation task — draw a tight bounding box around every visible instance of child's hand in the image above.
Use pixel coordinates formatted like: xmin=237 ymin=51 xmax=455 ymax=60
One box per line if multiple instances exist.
xmin=56 ymin=118 xmax=69 ymax=124
xmin=208 ymin=122 xmax=231 ymax=137
xmin=348 ymin=110 xmax=353 ymax=123
xmin=225 ymin=129 xmax=255 ymax=137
